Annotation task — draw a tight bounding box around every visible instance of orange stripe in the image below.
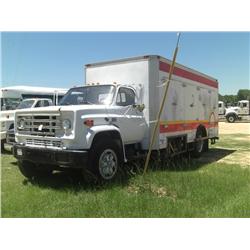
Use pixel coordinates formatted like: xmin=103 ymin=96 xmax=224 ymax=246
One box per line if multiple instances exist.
xmin=159 ymin=61 xmax=218 ymax=89
xmin=160 ymin=121 xmax=218 ymax=133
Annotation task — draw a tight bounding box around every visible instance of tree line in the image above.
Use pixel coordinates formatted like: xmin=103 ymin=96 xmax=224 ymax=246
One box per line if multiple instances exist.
xmin=219 ymin=89 xmax=250 ymax=105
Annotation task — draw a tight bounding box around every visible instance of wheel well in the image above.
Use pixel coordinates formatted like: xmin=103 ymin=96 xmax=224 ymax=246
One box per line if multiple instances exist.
xmin=197 ymin=124 xmax=207 ymax=137
xmin=92 ymin=130 xmax=122 ymax=145
xmin=226 ymin=112 xmax=237 ymax=118
xmin=91 ymin=130 xmax=124 ymax=160
xmin=9 ymin=123 xmax=14 ymax=130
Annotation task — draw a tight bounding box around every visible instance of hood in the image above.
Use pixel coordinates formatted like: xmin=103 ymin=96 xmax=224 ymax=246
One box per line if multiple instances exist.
xmin=226 ymin=107 xmax=240 ymax=113
xmin=14 ymin=104 xmax=110 ymax=114
xmin=0 ymin=110 xmax=15 ymax=120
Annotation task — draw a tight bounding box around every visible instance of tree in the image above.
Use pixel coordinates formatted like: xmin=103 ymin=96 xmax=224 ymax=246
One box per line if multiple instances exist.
xmin=223 ymin=95 xmax=238 ymax=106
xmin=237 ymin=89 xmax=250 ymax=101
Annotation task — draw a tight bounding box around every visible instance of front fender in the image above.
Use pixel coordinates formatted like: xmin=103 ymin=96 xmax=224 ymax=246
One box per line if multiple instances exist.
xmin=85 ymin=125 xmax=127 ymax=162
xmin=225 ymin=112 xmax=237 ymax=118
xmin=85 ymin=124 xmax=122 ymax=148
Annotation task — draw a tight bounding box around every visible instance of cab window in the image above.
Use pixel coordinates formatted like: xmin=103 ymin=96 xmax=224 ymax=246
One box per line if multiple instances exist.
xmin=43 ymin=100 xmax=50 ymax=107
xmin=35 ymin=100 xmax=43 ymax=107
xmin=116 ymin=87 xmax=135 ymax=106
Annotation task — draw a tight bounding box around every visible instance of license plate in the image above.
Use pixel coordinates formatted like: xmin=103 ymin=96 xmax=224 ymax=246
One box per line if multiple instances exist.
xmin=17 ymin=149 xmax=23 ymax=156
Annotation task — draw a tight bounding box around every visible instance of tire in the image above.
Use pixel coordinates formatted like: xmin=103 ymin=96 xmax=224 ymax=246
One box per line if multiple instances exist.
xmin=18 ymin=160 xmax=52 ymax=179
xmin=1 ymin=139 xmax=5 ymax=153
xmin=203 ymin=138 xmax=209 ymax=152
xmin=88 ymin=138 xmax=122 ymax=181
xmin=192 ymin=128 xmax=205 ymax=158
xmin=226 ymin=114 xmax=236 ymax=123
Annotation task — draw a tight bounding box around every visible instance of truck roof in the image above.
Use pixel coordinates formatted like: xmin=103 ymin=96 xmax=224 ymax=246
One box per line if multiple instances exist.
xmin=0 ymin=85 xmax=68 ymax=99
xmin=85 ymin=55 xmax=218 ymax=83
xmin=21 ymin=98 xmax=52 ymax=101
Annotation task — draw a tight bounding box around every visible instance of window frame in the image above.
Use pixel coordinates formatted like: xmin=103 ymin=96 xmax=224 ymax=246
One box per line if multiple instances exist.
xmin=115 ymin=86 xmax=136 ymax=107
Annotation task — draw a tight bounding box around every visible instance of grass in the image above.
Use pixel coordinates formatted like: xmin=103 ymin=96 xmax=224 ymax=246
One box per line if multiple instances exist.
xmin=1 ymin=133 xmax=250 ymax=218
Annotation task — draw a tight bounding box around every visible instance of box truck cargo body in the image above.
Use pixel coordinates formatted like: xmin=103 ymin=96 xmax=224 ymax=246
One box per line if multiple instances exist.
xmin=13 ymin=55 xmax=219 ymax=181
xmin=85 ymin=55 xmax=219 ymax=151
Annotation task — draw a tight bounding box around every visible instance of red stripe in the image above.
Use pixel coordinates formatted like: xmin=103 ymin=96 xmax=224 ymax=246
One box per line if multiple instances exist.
xmin=159 ymin=61 xmax=218 ymax=89
xmin=160 ymin=122 xmax=218 ymax=133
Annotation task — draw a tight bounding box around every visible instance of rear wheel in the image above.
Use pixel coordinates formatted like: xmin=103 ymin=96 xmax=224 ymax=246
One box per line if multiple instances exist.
xmin=88 ymin=138 xmax=122 ymax=181
xmin=192 ymin=127 xmax=205 ymax=158
xmin=18 ymin=160 xmax=52 ymax=179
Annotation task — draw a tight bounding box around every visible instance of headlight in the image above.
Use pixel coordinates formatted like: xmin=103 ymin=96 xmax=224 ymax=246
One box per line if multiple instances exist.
xmin=18 ymin=119 xmax=25 ymax=129
xmin=62 ymin=119 xmax=71 ymax=130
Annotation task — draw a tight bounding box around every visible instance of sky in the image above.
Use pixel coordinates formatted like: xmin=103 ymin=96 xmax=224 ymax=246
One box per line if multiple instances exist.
xmin=1 ymin=32 xmax=249 ymax=95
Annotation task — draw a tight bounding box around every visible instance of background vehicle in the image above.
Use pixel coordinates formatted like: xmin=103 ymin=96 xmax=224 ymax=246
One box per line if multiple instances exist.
xmin=218 ymin=101 xmax=226 ymax=115
xmin=225 ymin=100 xmax=250 ymax=123
xmin=1 ymin=86 xmax=67 ymax=152
xmin=13 ymin=55 xmax=219 ymax=181
xmin=6 ymin=98 xmax=54 ymax=145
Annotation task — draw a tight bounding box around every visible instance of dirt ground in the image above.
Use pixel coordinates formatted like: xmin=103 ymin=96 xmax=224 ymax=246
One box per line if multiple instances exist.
xmin=219 ymin=122 xmax=250 ymax=135
xmin=217 ymin=122 xmax=250 ymax=167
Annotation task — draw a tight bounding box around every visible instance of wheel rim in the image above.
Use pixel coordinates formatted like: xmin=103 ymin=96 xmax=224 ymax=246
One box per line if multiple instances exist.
xmin=99 ymin=149 xmax=118 ymax=180
xmin=228 ymin=116 xmax=234 ymax=122
xmin=196 ymin=134 xmax=204 ymax=153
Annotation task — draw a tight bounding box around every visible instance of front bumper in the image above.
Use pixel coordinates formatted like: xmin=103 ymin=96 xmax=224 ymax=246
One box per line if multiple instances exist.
xmin=13 ymin=144 xmax=89 ymax=168
xmin=0 ymin=131 xmax=7 ymax=140
xmin=6 ymin=129 xmax=15 ymax=145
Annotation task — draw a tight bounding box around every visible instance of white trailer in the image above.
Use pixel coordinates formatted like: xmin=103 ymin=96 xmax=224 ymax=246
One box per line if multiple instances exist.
xmin=13 ymin=55 xmax=219 ymax=181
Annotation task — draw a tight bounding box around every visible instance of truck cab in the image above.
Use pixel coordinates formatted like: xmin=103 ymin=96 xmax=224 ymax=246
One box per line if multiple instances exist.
xmin=16 ymin=98 xmax=53 ymax=109
xmin=13 ymin=84 xmax=147 ymax=180
xmin=218 ymin=101 xmax=225 ymax=116
xmin=237 ymin=100 xmax=249 ymax=115
xmin=225 ymin=100 xmax=250 ymax=122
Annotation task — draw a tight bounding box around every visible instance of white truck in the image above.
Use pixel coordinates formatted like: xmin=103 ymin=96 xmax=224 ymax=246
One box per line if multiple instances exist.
xmin=225 ymin=100 xmax=250 ymax=122
xmin=218 ymin=101 xmax=226 ymax=116
xmin=0 ymin=86 xmax=67 ymax=151
xmin=5 ymin=98 xmax=55 ymax=145
xmin=13 ymin=55 xmax=219 ymax=181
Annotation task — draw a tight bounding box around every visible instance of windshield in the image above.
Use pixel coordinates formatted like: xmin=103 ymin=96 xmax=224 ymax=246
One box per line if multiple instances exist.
xmin=0 ymin=98 xmax=21 ymax=111
xmin=17 ymin=99 xmax=35 ymax=109
xmin=59 ymin=85 xmax=115 ymax=106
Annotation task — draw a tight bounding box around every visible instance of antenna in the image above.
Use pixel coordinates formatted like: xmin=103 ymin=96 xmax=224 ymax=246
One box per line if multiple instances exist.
xmin=143 ymin=32 xmax=181 ymax=175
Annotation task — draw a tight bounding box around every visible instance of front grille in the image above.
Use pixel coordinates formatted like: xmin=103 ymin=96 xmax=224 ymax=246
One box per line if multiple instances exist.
xmin=0 ymin=121 xmax=6 ymax=132
xmin=26 ymin=138 xmax=62 ymax=148
xmin=6 ymin=130 xmax=15 ymax=144
xmin=17 ymin=114 xmax=61 ymax=137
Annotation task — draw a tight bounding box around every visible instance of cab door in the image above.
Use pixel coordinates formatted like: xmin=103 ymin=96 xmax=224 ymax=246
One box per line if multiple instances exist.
xmin=111 ymin=87 xmax=146 ymax=144
xmin=241 ymin=102 xmax=249 ymax=115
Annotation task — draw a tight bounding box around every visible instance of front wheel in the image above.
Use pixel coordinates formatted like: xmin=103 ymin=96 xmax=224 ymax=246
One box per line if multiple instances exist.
xmin=226 ymin=114 xmax=236 ymax=123
xmin=88 ymin=139 xmax=122 ymax=181
xmin=1 ymin=139 xmax=6 ymax=153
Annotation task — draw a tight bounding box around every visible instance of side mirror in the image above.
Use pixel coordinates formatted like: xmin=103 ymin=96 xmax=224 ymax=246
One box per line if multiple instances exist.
xmin=133 ymin=104 xmax=145 ymax=112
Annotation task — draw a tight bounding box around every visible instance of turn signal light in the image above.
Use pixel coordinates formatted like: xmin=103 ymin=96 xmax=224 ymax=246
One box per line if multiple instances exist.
xmin=84 ymin=119 xmax=94 ymax=127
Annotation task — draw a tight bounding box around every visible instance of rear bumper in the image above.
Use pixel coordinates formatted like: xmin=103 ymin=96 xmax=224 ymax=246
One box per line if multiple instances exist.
xmin=13 ymin=144 xmax=89 ymax=168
